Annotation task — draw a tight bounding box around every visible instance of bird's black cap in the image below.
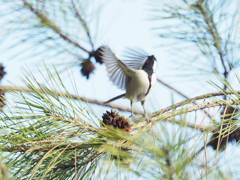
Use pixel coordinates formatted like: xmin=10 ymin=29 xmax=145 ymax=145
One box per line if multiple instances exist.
xmin=148 ymin=55 xmax=156 ymax=61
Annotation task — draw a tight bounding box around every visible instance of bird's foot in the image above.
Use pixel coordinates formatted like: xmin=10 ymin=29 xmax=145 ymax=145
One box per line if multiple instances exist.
xmin=129 ymin=114 xmax=137 ymax=121
xmin=144 ymin=114 xmax=151 ymax=123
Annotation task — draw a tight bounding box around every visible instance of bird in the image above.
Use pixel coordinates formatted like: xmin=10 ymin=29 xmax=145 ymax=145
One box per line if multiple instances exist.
xmin=101 ymin=46 xmax=157 ymax=122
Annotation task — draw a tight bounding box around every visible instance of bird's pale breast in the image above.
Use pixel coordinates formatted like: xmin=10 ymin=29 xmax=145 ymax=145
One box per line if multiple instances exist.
xmin=125 ymin=70 xmax=151 ymax=102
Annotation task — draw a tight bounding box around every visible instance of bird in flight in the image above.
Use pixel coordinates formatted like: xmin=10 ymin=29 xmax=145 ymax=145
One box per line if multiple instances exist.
xmin=101 ymin=46 xmax=157 ymax=122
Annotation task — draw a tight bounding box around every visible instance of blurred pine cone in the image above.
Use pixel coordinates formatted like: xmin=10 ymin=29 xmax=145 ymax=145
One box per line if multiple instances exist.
xmin=102 ymin=110 xmax=132 ymax=133
xmin=93 ymin=46 xmax=104 ymax=64
xmin=0 ymin=64 xmax=6 ymax=80
xmin=0 ymin=88 xmax=5 ymax=109
xmin=208 ymin=106 xmax=240 ymax=150
xmin=221 ymin=106 xmax=238 ymax=120
xmin=80 ymin=60 xmax=95 ymax=79
xmin=0 ymin=64 xmax=6 ymax=108
xmin=208 ymin=125 xmax=240 ymax=150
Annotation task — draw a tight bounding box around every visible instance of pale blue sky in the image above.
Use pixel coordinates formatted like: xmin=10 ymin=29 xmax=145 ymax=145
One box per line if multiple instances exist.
xmin=0 ymin=0 xmax=173 ymax=111
xmin=0 ymin=0 xmax=237 ymax=138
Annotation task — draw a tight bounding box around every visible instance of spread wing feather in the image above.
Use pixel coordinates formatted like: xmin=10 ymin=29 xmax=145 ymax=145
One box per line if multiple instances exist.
xmin=101 ymin=46 xmax=136 ymax=90
xmin=123 ymin=47 xmax=149 ymax=70
xmin=101 ymin=46 xmax=149 ymax=90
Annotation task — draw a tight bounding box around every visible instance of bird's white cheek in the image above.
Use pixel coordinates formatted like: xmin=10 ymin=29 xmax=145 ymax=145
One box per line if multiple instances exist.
xmin=151 ymin=73 xmax=157 ymax=87
xmin=153 ymin=61 xmax=157 ymax=73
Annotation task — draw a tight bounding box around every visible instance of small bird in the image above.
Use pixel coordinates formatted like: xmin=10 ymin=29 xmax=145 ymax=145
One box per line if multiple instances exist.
xmin=101 ymin=46 xmax=157 ymax=122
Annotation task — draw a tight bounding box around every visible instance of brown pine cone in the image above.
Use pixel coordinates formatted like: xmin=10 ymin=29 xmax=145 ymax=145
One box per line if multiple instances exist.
xmin=208 ymin=125 xmax=240 ymax=150
xmin=0 ymin=64 xmax=6 ymax=108
xmin=221 ymin=106 xmax=238 ymax=120
xmin=102 ymin=110 xmax=132 ymax=133
xmin=207 ymin=106 xmax=240 ymax=151
xmin=0 ymin=88 xmax=5 ymax=108
xmin=92 ymin=47 xmax=104 ymax=64
xmin=80 ymin=60 xmax=96 ymax=79
xmin=0 ymin=64 xmax=6 ymax=81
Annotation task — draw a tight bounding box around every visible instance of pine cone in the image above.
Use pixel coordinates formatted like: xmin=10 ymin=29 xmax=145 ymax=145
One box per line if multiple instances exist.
xmin=80 ymin=60 xmax=95 ymax=79
xmin=0 ymin=64 xmax=6 ymax=81
xmin=208 ymin=125 xmax=240 ymax=150
xmin=102 ymin=110 xmax=132 ymax=133
xmin=93 ymin=47 xmax=104 ymax=64
xmin=207 ymin=106 xmax=240 ymax=150
xmin=233 ymin=127 xmax=240 ymax=142
xmin=0 ymin=88 xmax=5 ymax=109
xmin=221 ymin=106 xmax=238 ymax=120
xmin=0 ymin=64 xmax=6 ymax=108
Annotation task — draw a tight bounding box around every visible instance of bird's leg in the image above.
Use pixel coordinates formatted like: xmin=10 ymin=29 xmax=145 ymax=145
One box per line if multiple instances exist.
xmin=129 ymin=101 xmax=137 ymax=120
xmin=141 ymin=101 xmax=150 ymax=122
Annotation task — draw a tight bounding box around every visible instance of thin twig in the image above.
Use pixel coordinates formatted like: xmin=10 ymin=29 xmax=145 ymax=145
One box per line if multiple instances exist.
xmin=133 ymin=99 xmax=238 ymax=132
xmin=196 ymin=1 xmax=228 ymax=78
xmin=3 ymin=86 xmax=239 ymax=131
xmin=71 ymin=0 xmax=94 ymax=50
xmin=157 ymin=78 xmax=212 ymax=118
xmin=165 ymin=150 xmax=175 ymax=180
xmin=157 ymin=78 xmax=190 ymax=99
xmin=51 ymin=152 xmax=102 ymax=172
xmin=3 ymin=143 xmax=101 ymax=153
xmin=2 ymin=85 xmax=138 ymax=113
xmin=21 ymin=0 xmax=90 ymax=54
xmin=0 ymin=85 xmax=203 ymax=130
xmin=5 ymin=85 xmax=239 ymax=116
xmin=152 ymin=90 xmax=240 ymax=116
xmin=153 ymin=99 xmax=237 ymax=121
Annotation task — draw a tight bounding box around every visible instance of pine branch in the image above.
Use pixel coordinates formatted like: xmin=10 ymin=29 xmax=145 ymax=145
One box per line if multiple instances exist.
xmin=4 ymin=85 xmax=237 ymax=115
xmin=157 ymin=78 xmax=212 ymax=119
xmin=153 ymin=99 xmax=237 ymax=122
xmin=133 ymin=99 xmax=238 ymax=131
xmin=50 ymin=152 xmax=102 ymax=173
xmin=3 ymin=86 xmax=240 ymax=131
xmin=1 ymin=85 xmax=137 ymax=113
xmin=165 ymin=149 xmax=174 ymax=180
xmin=1 ymin=144 xmax=97 ymax=153
xmin=153 ymin=90 xmax=240 ymax=116
xmin=195 ymin=1 xmax=228 ymax=78
xmin=21 ymin=0 xmax=90 ymax=54
xmin=71 ymin=0 xmax=94 ymax=50
xmin=0 ymin=85 xmax=205 ymax=130
xmin=0 ymin=162 xmax=8 ymax=180
xmin=157 ymin=78 xmax=190 ymax=99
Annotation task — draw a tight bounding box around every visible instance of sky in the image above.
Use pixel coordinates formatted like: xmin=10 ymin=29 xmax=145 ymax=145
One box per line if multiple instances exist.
xmin=0 ymin=0 xmax=221 ymax=107
xmin=0 ymin=0 xmax=175 ymax=113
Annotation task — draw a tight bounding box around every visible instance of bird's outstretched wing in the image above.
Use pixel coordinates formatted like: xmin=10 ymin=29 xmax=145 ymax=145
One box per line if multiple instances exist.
xmin=101 ymin=46 xmax=137 ymax=90
xmin=123 ymin=47 xmax=149 ymax=70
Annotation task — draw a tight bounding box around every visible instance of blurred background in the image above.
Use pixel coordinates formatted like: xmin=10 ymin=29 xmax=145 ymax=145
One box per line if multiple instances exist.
xmin=1 ymin=0 xmax=240 ymax=179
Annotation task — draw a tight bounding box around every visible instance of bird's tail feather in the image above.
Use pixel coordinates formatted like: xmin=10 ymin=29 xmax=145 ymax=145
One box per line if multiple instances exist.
xmin=104 ymin=93 xmax=125 ymax=103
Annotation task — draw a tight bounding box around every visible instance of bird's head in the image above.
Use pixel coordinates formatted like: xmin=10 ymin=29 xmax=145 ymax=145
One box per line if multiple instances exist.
xmin=142 ymin=55 xmax=157 ymax=73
